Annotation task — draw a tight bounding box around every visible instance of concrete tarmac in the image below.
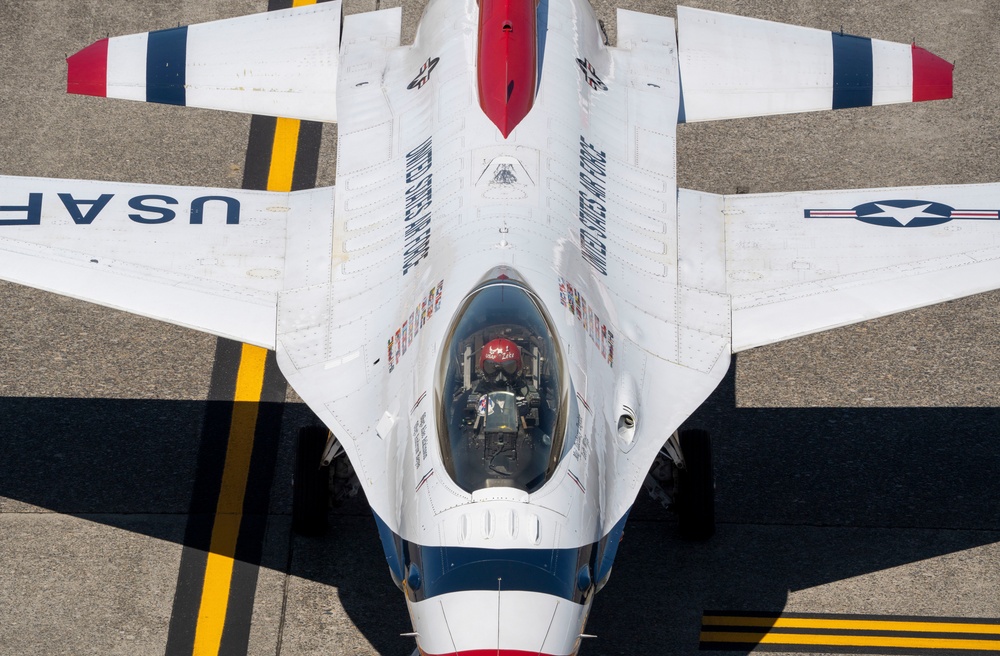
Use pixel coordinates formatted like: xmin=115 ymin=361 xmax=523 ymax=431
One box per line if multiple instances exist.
xmin=0 ymin=1 xmax=997 ymax=655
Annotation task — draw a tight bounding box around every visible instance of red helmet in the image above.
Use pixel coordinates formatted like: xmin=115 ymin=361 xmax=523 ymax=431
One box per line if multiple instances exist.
xmin=480 ymin=338 xmax=521 ymax=376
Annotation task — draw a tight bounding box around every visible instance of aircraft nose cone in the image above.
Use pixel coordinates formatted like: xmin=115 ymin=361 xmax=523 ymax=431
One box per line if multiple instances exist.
xmin=409 ymin=590 xmax=588 ymax=656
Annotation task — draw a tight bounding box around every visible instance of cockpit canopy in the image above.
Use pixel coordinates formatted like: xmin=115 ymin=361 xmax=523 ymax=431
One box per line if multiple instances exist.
xmin=437 ymin=276 xmax=567 ymax=493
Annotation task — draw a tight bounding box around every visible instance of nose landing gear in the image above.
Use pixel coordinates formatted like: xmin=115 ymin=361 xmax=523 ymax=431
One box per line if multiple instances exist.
xmin=292 ymin=425 xmax=361 ymax=537
xmin=643 ymin=428 xmax=715 ymax=540
xmin=292 ymin=426 xmax=331 ymax=537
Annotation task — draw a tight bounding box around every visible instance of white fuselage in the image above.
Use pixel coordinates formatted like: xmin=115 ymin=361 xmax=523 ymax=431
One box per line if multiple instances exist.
xmin=274 ymin=0 xmax=731 ymax=652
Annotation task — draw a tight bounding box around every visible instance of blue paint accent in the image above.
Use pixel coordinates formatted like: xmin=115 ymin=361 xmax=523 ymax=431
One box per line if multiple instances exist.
xmin=146 ymin=26 xmax=188 ymax=106
xmin=576 ymin=564 xmax=592 ymax=592
xmin=56 ymin=193 xmax=114 ymax=225
xmin=594 ymin=510 xmax=629 ymax=587
xmin=373 ymin=512 xmax=405 ymax=589
xmin=407 ymin=563 xmax=422 ymax=591
xmin=677 ymin=65 xmax=686 ymax=124
xmin=0 ymin=193 xmax=42 ymax=226
xmin=190 ymin=196 xmax=241 ymax=225
xmin=127 ymin=195 xmax=178 ymax=224
xmin=406 ymin=543 xmax=591 ymax=603
xmin=372 ymin=509 xmax=634 ymax=604
xmin=854 ymin=199 xmax=954 ymax=228
xmin=535 ymin=0 xmax=548 ymax=94
xmin=831 ymin=32 xmax=873 ymax=110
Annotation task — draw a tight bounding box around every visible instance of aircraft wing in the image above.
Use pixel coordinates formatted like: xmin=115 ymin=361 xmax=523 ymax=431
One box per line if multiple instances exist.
xmin=67 ymin=2 xmax=343 ymax=122
xmin=678 ymin=184 xmax=1000 ymax=351
xmin=676 ymin=5 xmax=953 ymax=123
xmin=0 ymin=175 xmax=334 ymax=349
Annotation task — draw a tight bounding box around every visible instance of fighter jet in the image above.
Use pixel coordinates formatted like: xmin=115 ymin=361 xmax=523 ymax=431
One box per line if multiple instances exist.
xmin=0 ymin=0 xmax=994 ymax=653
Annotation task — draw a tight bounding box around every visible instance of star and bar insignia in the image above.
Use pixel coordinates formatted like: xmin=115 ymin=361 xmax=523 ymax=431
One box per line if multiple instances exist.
xmin=804 ymin=199 xmax=1000 ymax=228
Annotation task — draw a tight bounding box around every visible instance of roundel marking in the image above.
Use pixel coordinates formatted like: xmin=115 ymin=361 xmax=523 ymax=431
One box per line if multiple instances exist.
xmin=853 ymin=200 xmax=954 ymax=228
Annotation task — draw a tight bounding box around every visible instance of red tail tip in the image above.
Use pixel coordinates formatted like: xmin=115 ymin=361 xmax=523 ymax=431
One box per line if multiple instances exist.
xmin=912 ymin=44 xmax=953 ymax=102
xmin=67 ymin=38 xmax=109 ymax=97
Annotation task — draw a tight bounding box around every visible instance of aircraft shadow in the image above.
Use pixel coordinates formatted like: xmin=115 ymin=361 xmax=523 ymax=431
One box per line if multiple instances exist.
xmin=0 ymin=359 xmax=997 ymax=655
xmin=583 ymin=364 xmax=1000 ymax=655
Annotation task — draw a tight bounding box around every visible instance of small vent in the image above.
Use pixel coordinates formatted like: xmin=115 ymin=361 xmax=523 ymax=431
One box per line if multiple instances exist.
xmin=617 ymin=406 xmax=637 ymax=444
xmin=614 ymin=376 xmax=640 ymax=451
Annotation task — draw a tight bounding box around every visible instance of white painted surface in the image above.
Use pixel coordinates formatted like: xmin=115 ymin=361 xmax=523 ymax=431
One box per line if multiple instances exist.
xmin=106 ymin=33 xmax=148 ymax=101
xmin=721 ymin=183 xmax=1000 ymax=350
xmin=678 ymin=5 xmax=834 ymax=121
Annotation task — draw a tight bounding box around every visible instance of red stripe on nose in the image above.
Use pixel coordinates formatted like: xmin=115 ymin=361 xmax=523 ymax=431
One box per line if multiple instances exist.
xmin=477 ymin=0 xmax=538 ymax=137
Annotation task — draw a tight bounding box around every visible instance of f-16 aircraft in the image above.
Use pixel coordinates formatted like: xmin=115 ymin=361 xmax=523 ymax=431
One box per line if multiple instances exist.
xmin=1 ymin=0 xmax=996 ymax=653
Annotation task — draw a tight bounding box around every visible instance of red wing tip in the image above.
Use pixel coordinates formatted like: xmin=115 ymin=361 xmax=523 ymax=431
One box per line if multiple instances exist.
xmin=66 ymin=38 xmax=109 ymax=97
xmin=912 ymin=44 xmax=954 ymax=101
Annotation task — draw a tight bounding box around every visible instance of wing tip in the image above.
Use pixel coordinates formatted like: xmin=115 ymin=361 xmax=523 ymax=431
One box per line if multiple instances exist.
xmin=66 ymin=38 xmax=109 ymax=97
xmin=912 ymin=44 xmax=953 ymax=102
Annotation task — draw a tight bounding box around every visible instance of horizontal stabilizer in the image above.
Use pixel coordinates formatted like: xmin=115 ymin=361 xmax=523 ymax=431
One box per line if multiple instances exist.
xmin=682 ymin=183 xmax=1000 ymax=351
xmin=677 ymin=6 xmax=953 ymax=123
xmin=67 ymin=3 xmax=342 ymax=122
xmin=0 ymin=175 xmax=335 ymax=348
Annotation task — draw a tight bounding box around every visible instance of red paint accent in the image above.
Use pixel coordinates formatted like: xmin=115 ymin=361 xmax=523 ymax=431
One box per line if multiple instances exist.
xmin=479 ymin=337 xmax=522 ymax=372
xmin=420 ymin=650 xmax=566 ymax=656
xmin=911 ymin=44 xmax=953 ymax=102
xmin=67 ymin=38 xmax=109 ymax=97
xmin=477 ymin=0 xmax=538 ymax=138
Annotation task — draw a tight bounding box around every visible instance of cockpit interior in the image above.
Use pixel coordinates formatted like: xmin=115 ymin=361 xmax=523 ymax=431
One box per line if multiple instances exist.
xmin=437 ymin=274 xmax=568 ymax=493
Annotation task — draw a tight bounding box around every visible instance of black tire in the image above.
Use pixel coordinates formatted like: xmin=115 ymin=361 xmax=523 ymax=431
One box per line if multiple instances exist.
xmin=676 ymin=429 xmax=715 ymax=540
xmin=292 ymin=426 xmax=330 ymax=537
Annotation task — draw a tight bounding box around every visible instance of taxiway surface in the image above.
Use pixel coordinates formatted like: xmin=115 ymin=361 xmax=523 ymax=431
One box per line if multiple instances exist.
xmin=0 ymin=1 xmax=997 ymax=654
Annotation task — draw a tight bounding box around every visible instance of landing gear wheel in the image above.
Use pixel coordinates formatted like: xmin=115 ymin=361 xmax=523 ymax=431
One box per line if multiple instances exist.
xmin=292 ymin=426 xmax=330 ymax=537
xmin=676 ymin=429 xmax=715 ymax=540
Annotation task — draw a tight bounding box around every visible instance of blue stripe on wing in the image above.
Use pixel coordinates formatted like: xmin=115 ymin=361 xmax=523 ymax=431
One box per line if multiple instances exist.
xmin=146 ymin=26 xmax=188 ymax=106
xmin=832 ymin=32 xmax=873 ymax=110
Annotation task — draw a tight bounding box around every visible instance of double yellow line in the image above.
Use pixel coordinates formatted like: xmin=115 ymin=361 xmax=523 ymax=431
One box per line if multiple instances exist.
xmin=190 ymin=1 xmax=315 ymax=648
xmin=701 ymin=613 xmax=1000 ymax=652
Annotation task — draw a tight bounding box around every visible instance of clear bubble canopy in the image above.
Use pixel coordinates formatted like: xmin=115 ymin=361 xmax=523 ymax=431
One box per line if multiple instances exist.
xmin=436 ymin=270 xmax=569 ymax=493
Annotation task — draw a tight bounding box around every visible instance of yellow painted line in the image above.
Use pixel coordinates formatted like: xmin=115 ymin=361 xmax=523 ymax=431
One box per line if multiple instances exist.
xmin=703 ymin=615 xmax=1000 ymax=635
xmin=233 ymin=344 xmax=269 ymax=403
xmin=701 ymin=631 xmax=1000 ymax=651
xmin=267 ymin=117 xmax=302 ymax=193
xmin=192 ymin=344 xmax=268 ymax=655
xmin=189 ymin=0 xmax=315 ymax=650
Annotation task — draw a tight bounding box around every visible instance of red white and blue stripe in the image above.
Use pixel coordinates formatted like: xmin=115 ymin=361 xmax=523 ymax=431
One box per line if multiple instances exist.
xmin=677 ymin=7 xmax=954 ymax=123
xmin=66 ymin=4 xmax=341 ymax=122
xmin=67 ymin=27 xmax=188 ymax=105
xmin=805 ymin=200 xmax=1000 ymax=228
